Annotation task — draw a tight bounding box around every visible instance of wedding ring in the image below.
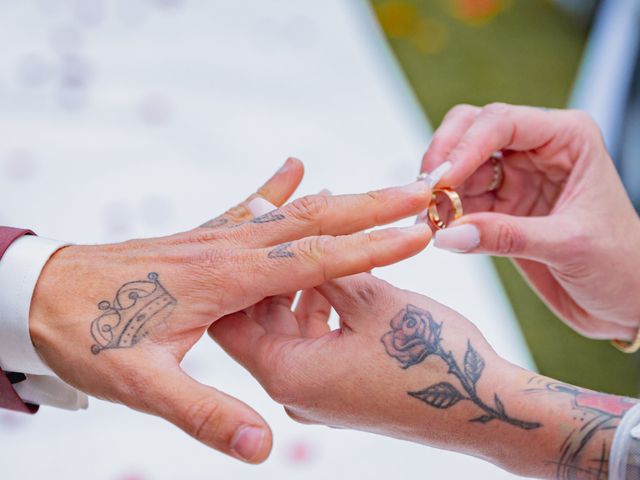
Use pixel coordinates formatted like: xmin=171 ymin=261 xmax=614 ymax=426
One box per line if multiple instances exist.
xmin=487 ymin=152 xmax=504 ymax=192
xmin=428 ymin=188 xmax=463 ymax=230
xmin=612 ymin=332 xmax=640 ymax=354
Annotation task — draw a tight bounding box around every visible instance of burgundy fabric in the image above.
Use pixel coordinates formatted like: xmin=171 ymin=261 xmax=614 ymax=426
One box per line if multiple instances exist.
xmin=0 ymin=227 xmax=38 ymax=414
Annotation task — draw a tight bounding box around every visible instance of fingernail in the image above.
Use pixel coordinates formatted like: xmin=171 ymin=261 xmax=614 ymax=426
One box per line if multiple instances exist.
xmin=400 ymin=180 xmax=430 ymax=194
xmin=427 ymin=161 xmax=452 ymax=187
xmin=414 ymin=210 xmax=428 ymax=225
xmin=319 ymin=188 xmax=332 ymax=196
xmin=434 ymin=224 xmax=480 ymax=252
xmin=278 ymin=158 xmax=292 ymax=174
xmin=248 ymin=197 xmax=277 ymax=217
xmin=231 ymin=426 xmax=265 ymax=461
xmin=400 ymin=223 xmax=430 ymax=235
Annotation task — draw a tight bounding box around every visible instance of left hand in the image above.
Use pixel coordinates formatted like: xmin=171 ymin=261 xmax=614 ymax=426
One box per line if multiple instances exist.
xmin=208 ymin=274 xmax=538 ymax=466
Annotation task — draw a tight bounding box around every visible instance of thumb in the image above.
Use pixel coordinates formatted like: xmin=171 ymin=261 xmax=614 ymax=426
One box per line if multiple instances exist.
xmin=146 ymin=366 xmax=272 ymax=463
xmin=433 ymin=212 xmax=563 ymax=263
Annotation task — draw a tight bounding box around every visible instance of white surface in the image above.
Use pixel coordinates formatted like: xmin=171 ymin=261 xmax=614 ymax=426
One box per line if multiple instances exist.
xmin=0 ymin=1 xmax=532 ymax=479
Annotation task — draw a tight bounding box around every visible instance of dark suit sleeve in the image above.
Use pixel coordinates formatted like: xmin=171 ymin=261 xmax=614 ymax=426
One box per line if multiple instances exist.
xmin=0 ymin=227 xmax=39 ymax=414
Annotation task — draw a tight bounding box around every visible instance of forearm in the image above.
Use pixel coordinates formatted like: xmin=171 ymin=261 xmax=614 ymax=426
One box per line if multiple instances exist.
xmin=376 ymin=302 xmax=635 ymax=478
xmin=404 ymin=359 xmax=635 ymax=479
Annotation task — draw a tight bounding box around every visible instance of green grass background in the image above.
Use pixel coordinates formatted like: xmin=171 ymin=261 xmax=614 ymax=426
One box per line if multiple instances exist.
xmin=370 ymin=0 xmax=640 ymax=396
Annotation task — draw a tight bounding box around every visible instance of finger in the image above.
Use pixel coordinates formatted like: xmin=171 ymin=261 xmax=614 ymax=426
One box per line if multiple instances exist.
xmin=247 ymin=224 xmax=431 ymax=299
xmin=208 ymin=311 xmax=267 ymax=372
xmin=314 ymin=273 xmax=393 ymax=321
xmin=432 ymin=212 xmax=564 ymax=263
xmin=438 ymin=104 xmax=564 ymax=188
xmin=230 ymin=181 xmax=432 ymax=248
xmin=421 ymin=104 xmax=481 ymax=175
xmin=295 ymin=288 xmax=332 ymax=337
xmin=459 ymin=159 xmax=499 ymax=197
xmin=512 ymin=259 xmax=637 ymax=341
xmin=253 ymin=296 xmax=301 ymax=336
xmin=201 ymin=157 xmax=304 ymax=228
xmin=146 ymin=365 xmax=272 ymax=463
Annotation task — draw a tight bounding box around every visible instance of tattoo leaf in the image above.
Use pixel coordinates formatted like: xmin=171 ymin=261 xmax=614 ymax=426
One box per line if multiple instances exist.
xmin=409 ymin=382 xmax=465 ymax=409
xmin=268 ymin=242 xmax=294 ymax=259
xmin=494 ymin=394 xmax=506 ymax=416
xmin=252 ymin=211 xmax=285 ymax=224
xmin=463 ymin=341 xmax=485 ymax=385
xmin=470 ymin=414 xmax=495 ymax=424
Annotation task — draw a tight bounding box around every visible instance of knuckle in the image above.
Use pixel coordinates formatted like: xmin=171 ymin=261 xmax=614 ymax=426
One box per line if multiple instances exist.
xmin=495 ymin=222 xmax=526 ymax=255
xmin=284 ymin=407 xmax=316 ymax=425
xmin=287 ymin=195 xmax=329 ymax=222
xmin=448 ymin=103 xmax=477 ymax=120
xmin=482 ymin=102 xmax=511 ymax=117
xmin=184 ymin=397 xmax=225 ymax=441
xmin=352 ymin=278 xmax=386 ymax=305
xmin=296 ymin=235 xmax=334 ymax=261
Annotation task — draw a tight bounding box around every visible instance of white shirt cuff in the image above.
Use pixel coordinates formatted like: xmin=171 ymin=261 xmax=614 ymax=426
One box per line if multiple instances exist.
xmin=0 ymin=235 xmax=89 ymax=410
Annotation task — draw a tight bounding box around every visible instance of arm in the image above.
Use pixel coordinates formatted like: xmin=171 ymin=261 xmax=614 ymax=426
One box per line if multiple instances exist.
xmin=210 ymin=272 xmax=636 ymax=478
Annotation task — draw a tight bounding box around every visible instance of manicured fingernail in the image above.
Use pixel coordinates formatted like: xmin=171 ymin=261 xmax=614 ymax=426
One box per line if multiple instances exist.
xmin=400 ymin=180 xmax=430 ymax=194
xmin=428 ymin=161 xmax=452 ymax=187
xmin=434 ymin=224 xmax=480 ymax=252
xmin=231 ymin=426 xmax=265 ymax=461
xmin=400 ymin=223 xmax=430 ymax=235
xmin=248 ymin=197 xmax=277 ymax=218
xmin=414 ymin=210 xmax=428 ymax=224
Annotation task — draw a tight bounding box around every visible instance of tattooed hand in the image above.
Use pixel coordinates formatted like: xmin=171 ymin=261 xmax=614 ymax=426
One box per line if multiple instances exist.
xmin=210 ymin=272 xmax=637 ymax=478
xmin=28 ymin=158 xmax=433 ymax=463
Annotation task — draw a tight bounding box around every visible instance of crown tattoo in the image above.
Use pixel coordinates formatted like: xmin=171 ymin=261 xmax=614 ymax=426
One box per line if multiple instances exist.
xmin=90 ymin=272 xmax=176 ymax=355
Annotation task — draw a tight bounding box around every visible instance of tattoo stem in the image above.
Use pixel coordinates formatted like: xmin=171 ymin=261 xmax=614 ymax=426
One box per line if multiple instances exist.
xmin=436 ymin=345 xmax=541 ymax=430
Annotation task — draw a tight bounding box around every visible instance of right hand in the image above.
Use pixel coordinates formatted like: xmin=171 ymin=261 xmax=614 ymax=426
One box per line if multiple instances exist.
xmin=29 ymin=159 xmax=433 ymax=463
xmin=421 ymin=103 xmax=640 ymax=340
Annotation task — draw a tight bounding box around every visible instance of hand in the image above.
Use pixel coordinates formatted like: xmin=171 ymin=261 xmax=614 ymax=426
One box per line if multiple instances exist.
xmin=28 ymin=159 xmax=433 ymax=463
xmin=420 ymin=103 xmax=640 ymax=340
xmin=210 ymin=273 xmax=638 ymax=478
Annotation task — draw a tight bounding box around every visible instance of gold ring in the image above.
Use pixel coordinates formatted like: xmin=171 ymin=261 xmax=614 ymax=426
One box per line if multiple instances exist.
xmin=487 ymin=152 xmax=504 ymax=192
xmin=428 ymin=188 xmax=463 ymax=230
xmin=612 ymin=332 xmax=640 ymax=354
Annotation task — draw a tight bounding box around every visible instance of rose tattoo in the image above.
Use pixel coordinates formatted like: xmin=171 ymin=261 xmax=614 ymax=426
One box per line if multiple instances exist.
xmin=382 ymin=305 xmax=541 ymax=430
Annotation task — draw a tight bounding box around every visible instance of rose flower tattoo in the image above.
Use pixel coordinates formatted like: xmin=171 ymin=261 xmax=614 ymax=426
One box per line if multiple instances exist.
xmin=382 ymin=305 xmax=541 ymax=430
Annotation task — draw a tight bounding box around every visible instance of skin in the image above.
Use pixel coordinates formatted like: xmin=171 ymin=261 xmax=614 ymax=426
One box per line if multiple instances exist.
xmin=28 ymin=158 xmax=434 ymax=463
xmin=210 ymin=272 xmax=637 ymax=479
xmin=421 ymin=103 xmax=640 ymax=341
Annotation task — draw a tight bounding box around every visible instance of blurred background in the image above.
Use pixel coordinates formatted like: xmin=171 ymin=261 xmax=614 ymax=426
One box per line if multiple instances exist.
xmin=0 ymin=0 xmax=638 ymax=479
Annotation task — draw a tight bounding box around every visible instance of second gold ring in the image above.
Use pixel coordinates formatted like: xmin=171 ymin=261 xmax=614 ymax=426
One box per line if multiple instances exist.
xmin=428 ymin=188 xmax=464 ymax=230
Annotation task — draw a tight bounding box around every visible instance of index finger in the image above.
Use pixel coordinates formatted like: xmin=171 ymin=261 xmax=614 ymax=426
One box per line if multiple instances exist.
xmin=440 ymin=104 xmax=563 ymax=188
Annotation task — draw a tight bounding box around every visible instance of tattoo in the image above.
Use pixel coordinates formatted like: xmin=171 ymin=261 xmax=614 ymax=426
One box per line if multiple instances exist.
xmin=201 ymin=216 xmax=229 ymax=229
xmin=251 ymin=211 xmax=285 ymax=224
xmin=525 ymin=376 xmax=636 ymax=479
xmin=90 ymin=272 xmax=177 ymax=354
xmin=381 ymin=305 xmax=541 ymax=430
xmin=268 ymin=242 xmax=295 ymax=259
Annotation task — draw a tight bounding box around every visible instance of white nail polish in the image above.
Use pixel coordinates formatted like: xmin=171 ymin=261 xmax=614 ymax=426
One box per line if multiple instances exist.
xmin=428 ymin=161 xmax=452 ymax=187
xmin=248 ymin=197 xmax=277 ymax=218
xmin=434 ymin=224 xmax=480 ymax=252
